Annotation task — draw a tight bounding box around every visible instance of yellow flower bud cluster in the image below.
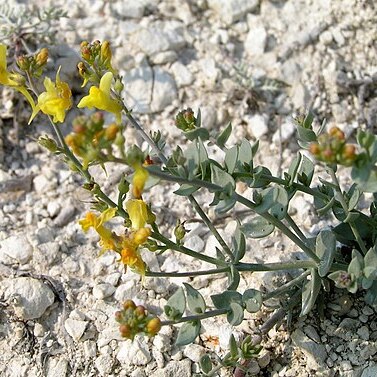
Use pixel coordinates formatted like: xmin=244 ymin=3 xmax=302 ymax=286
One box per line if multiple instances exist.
xmin=16 ymin=48 xmax=49 ymax=77
xmin=309 ymin=127 xmax=358 ymax=166
xmin=65 ymin=112 xmax=123 ymax=169
xmin=115 ymin=300 xmax=162 ymax=340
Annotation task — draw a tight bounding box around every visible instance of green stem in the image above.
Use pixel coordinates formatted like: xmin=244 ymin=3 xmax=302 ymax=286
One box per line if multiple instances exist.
xmin=151 ymin=231 xmax=227 ymax=267
xmin=285 ymin=214 xmax=308 ymax=244
xmin=236 ymin=260 xmax=316 ymax=272
xmin=328 ymin=167 xmax=368 ymax=255
xmin=262 ymin=270 xmax=311 ymax=300
xmin=161 ymin=308 xmax=227 ymax=326
xmin=145 ymin=267 xmax=229 ymax=278
xmin=234 ymin=193 xmax=320 ymax=263
xmin=123 ymin=111 xmax=233 ymax=260
xmin=188 ymin=195 xmax=233 ymax=261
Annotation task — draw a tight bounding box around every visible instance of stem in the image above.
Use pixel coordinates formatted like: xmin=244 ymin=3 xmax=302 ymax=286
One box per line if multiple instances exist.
xmin=262 ymin=270 xmax=311 ymax=300
xmin=161 ymin=308 xmax=227 ymax=326
xmin=123 ymin=106 xmax=168 ymax=164
xmin=123 ymin=111 xmax=233 ymax=260
xmin=145 ymin=267 xmax=229 ymax=278
xmin=188 ymin=195 xmax=233 ymax=261
xmin=235 ymin=194 xmax=320 ymax=263
xmin=285 ymin=214 xmax=307 ymax=244
xmin=151 ymin=231 xmax=227 ymax=267
xmin=328 ymin=167 xmax=368 ymax=255
xmin=236 ymin=260 xmax=316 ymax=272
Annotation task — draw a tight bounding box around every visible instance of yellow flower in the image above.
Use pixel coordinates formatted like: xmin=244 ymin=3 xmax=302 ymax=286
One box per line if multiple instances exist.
xmin=29 ymin=67 xmax=72 ymax=124
xmin=121 ymin=239 xmax=146 ymax=275
xmin=79 ymin=208 xmax=117 ymax=251
xmin=132 ymin=164 xmax=149 ymax=199
xmin=77 ymin=72 xmax=122 ymax=123
xmin=0 ymin=44 xmax=36 ymax=112
xmin=126 ymin=199 xmax=148 ymax=230
xmin=132 ymin=227 xmax=151 ymax=245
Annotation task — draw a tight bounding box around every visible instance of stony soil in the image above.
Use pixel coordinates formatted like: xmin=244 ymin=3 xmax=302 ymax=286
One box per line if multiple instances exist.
xmin=0 ymin=0 xmax=377 ymax=376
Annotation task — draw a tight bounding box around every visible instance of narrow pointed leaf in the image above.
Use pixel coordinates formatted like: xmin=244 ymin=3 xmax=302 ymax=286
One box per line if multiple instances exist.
xmin=216 ymin=122 xmax=232 ymax=148
xmin=300 ymin=269 xmax=321 ymax=316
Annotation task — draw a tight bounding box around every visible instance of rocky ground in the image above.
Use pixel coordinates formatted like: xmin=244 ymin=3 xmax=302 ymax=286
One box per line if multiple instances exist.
xmin=0 ymin=0 xmax=377 ymax=376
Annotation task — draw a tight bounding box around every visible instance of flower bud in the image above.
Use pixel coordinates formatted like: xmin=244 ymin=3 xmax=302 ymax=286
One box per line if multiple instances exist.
xmin=100 ymin=40 xmax=113 ymax=69
xmin=35 ymin=48 xmax=49 ymax=67
xmin=309 ymin=142 xmax=320 ymax=156
xmin=175 ymin=108 xmax=196 ymax=131
xmin=118 ymin=176 xmax=130 ymax=195
xmin=114 ymin=78 xmax=124 ymax=93
xmin=329 ymin=126 xmax=345 ymax=141
xmin=123 ymin=300 xmax=136 ymax=311
xmin=115 ymin=311 xmax=123 ymax=322
xmin=90 ymin=112 xmax=105 ymax=130
xmin=134 ymin=305 xmax=146 ymax=318
xmin=38 ymin=135 xmax=58 ymax=153
xmin=146 ymin=318 xmax=161 ymax=336
xmin=119 ymin=324 xmax=132 ymax=338
xmin=16 ymin=55 xmax=29 ymax=71
xmin=105 ymin=123 xmax=119 ymax=140
xmin=174 ymin=221 xmax=186 ymax=242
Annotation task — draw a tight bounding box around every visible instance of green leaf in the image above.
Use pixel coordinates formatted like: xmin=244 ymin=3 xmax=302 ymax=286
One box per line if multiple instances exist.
xmin=249 ymin=166 xmax=272 ymax=188
xmin=298 ymin=155 xmax=314 ymax=186
xmin=365 ymin=281 xmax=377 ymax=305
xmin=227 ymin=265 xmax=240 ymax=290
xmin=216 ymin=122 xmax=232 ymax=148
xmin=352 ymin=165 xmax=377 ymax=193
xmin=296 ymin=125 xmax=317 ymax=143
xmin=232 ymin=221 xmax=246 ymax=262
xmin=303 ymin=111 xmax=314 ymax=129
xmin=364 ymin=247 xmax=377 ymax=279
xmin=183 ymin=283 xmax=206 ymax=314
xmin=229 ymin=334 xmax=239 ymax=358
xmin=316 ymin=196 xmax=335 ymax=216
xmin=174 ymin=184 xmax=199 ymax=196
xmin=184 ymin=127 xmax=209 ymax=141
xmin=199 ymin=355 xmax=212 ymax=374
xmin=287 ymin=152 xmax=302 ymax=185
xmin=348 ymin=249 xmax=364 ymax=279
xmin=253 ymin=187 xmax=278 ymax=213
xmin=242 ymin=289 xmax=262 ymax=313
xmin=196 ymin=108 xmax=202 ymax=128
xmin=238 ymin=138 xmax=253 ymax=166
xmin=215 ymin=195 xmax=237 ymax=215
xmin=210 ymin=164 xmax=235 ymax=190
xmin=301 ymin=269 xmax=321 ymax=316
xmin=269 ymin=186 xmax=288 ymax=220
xmin=175 ymin=320 xmax=201 ymax=346
xmin=211 ymin=291 xmax=242 ymax=309
xmin=164 ymin=287 xmax=186 ymax=320
xmin=241 ymin=217 xmax=275 ymax=238
xmin=348 ymin=185 xmax=361 ymax=211
xmin=316 ymin=230 xmax=336 ymax=277
xmin=227 ymin=302 xmax=244 ymax=326
xmin=224 ymin=146 xmax=238 ymax=174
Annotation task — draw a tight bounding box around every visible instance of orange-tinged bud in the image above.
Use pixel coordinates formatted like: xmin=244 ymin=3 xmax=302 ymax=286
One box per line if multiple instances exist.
xmin=146 ymin=318 xmax=161 ymax=336
xmin=123 ymin=300 xmax=136 ymax=310
xmin=105 ymin=123 xmax=119 ymax=140
xmin=77 ymin=62 xmax=87 ymax=77
xmin=309 ymin=143 xmax=321 ymax=156
xmin=134 ymin=305 xmax=146 ymax=318
xmin=119 ymin=324 xmax=132 ymax=338
xmin=115 ymin=311 xmax=123 ymax=322
xmin=16 ymin=55 xmax=29 ymax=71
xmin=36 ymin=48 xmax=49 ymax=66
xmin=329 ymin=127 xmax=345 ymax=140
xmin=343 ymin=144 xmax=356 ymax=159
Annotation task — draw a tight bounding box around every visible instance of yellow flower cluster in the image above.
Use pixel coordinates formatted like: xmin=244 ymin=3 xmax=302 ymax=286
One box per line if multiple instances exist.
xmin=79 ymin=204 xmax=151 ymax=275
